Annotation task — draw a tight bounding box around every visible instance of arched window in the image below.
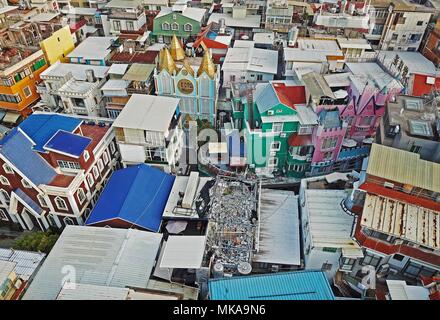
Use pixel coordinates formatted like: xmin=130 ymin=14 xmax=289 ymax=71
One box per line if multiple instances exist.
xmin=37 ymin=194 xmax=48 ymax=208
xmin=77 ymin=188 xmax=86 ymax=204
xmin=55 ymin=196 xmax=67 ymax=210
xmin=64 ymin=217 xmax=74 ymax=225
xmin=162 ymin=22 xmax=170 ymax=30
xmin=0 ymin=189 xmax=10 ymax=205
xmin=184 ymin=23 xmax=193 ymax=32
xmin=171 ymin=22 xmax=179 ymax=31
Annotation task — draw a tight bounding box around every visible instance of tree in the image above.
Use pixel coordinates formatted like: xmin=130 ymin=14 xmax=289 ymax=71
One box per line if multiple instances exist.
xmin=13 ymin=230 xmax=60 ymax=254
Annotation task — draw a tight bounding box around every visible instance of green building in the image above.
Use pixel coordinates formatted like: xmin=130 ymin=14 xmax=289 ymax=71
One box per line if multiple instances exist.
xmin=153 ymin=5 xmax=207 ymax=43
xmin=231 ymin=81 xmax=318 ymax=178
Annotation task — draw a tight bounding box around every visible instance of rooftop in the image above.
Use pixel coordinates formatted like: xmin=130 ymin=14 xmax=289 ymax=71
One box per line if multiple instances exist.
xmin=86 ymin=164 xmax=175 ymax=232
xmin=366 ymin=143 xmax=440 ymax=194
xmin=112 ymin=94 xmax=179 ymax=133
xmin=156 ymin=6 xmax=207 ymax=22
xmin=41 ymin=62 xmax=110 ymax=80
xmin=0 ymin=249 xmax=46 ymax=281
xmin=23 ymin=226 xmax=162 ymax=300
xmin=208 ymin=270 xmax=335 ymax=300
xmin=346 ymin=62 xmax=403 ymax=92
xmin=253 ymin=189 xmax=301 ymax=267
xmin=297 ymin=38 xmax=341 ymax=51
xmin=67 ymin=37 xmax=117 ymax=61
xmin=44 ymin=130 xmax=92 ymax=158
xmin=222 ymin=47 xmax=278 ymax=75
xmin=378 ymin=51 xmax=439 ymax=77
xmin=208 ymin=13 xmax=262 ymax=28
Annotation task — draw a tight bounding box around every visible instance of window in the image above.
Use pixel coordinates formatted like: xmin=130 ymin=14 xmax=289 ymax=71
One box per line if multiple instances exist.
xmin=2 ymin=163 xmax=13 ymax=174
xmin=270 ymin=141 xmax=281 ymax=151
xmin=298 ymin=125 xmax=313 ymax=135
xmin=103 ymin=151 xmax=109 ymax=165
xmin=391 ymin=33 xmax=398 ymax=41
xmin=416 ymin=21 xmax=423 ymax=26
xmin=171 ymin=22 xmax=179 ymax=31
xmin=409 ymin=144 xmax=421 ymax=153
xmin=0 ymin=175 xmax=10 ymax=186
xmin=184 ymin=23 xmax=193 ymax=32
xmin=55 ymin=197 xmax=68 ymax=210
xmin=162 ymin=22 xmax=170 ymax=30
xmin=37 ymin=194 xmax=48 ymax=208
xmin=321 ymin=262 xmax=333 ymax=271
xmin=230 ymin=75 xmax=236 ymax=82
xmin=21 ymin=179 xmax=31 ymax=189
xmin=64 ymin=217 xmax=75 ymax=225
xmin=57 ymin=160 xmax=81 ymax=170
xmin=257 ymin=74 xmax=263 ymax=81
xmin=321 ymin=137 xmax=337 ymax=150
xmin=360 ymin=116 xmax=374 ymax=126
xmin=23 ymin=86 xmax=32 ymax=98
xmin=109 ymin=141 xmax=116 ymax=154
xmin=393 ymin=254 xmax=405 ymax=262
xmin=272 ymin=123 xmax=283 ymax=133
xmin=87 ymin=173 xmax=94 ymax=187
xmin=97 ymin=159 xmax=104 ymax=172
xmin=113 ymin=20 xmax=121 ymax=31
xmin=0 ymin=208 xmax=8 ymax=221
xmin=83 ymin=150 xmax=90 ymax=162
xmin=268 ymin=157 xmax=278 ymax=167
xmin=361 ymin=252 xmax=381 ymax=268
xmin=93 ymin=166 xmax=99 ymax=179
xmin=0 ymin=189 xmax=10 ymax=205
xmin=126 ymin=21 xmax=134 ymax=31
xmin=77 ymin=188 xmax=86 ymax=204
xmin=323 ymin=151 xmax=333 ymax=161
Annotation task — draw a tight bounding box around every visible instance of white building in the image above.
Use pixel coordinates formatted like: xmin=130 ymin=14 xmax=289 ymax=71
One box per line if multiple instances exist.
xmin=101 ymin=0 xmax=147 ymax=36
xmin=299 ymin=174 xmax=363 ymax=282
xmin=222 ymin=46 xmax=278 ymax=87
xmin=37 ymin=62 xmax=110 ymax=117
xmin=112 ymin=94 xmax=184 ymax=172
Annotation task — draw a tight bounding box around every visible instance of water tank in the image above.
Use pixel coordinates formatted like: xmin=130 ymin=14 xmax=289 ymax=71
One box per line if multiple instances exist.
xmin=237 ymin=262 xmax=252 ymax=275
xmin=212 ymin=263 xmax=224 ymax=278
xmin=288 ymin=26 xmax=298 ymax=47
xmin=219 ymin=18 xmax=226 ymax=34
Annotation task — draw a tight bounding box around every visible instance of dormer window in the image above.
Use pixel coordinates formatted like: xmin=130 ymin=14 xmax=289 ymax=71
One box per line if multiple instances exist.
xmin=21 ymin=179 xmax=32 ymax=189
xmin=2 ymin=163 xmax=13 ymax=174
xmin=184 ymin=23 xmax=192 ymax=32
xmin=172 ymin=22 xmax=179 ymax=31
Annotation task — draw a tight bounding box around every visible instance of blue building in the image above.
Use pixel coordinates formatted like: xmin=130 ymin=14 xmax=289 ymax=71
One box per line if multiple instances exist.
xmin=208 ymin=270 xmax=335 ymax=300
xmin=86 ymin=164 xmax=175 ymax=232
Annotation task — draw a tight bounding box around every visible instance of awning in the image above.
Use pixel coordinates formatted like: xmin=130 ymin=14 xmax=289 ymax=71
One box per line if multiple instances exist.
xmin=325 ymin=172 xmax=349 ymax=184
xmin=2 ymin=112 xmax=21 ymax=124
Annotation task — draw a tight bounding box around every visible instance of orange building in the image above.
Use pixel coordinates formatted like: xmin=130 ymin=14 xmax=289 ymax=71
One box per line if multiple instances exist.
xmin=421 ymin=18 xmax=440 ymax=68
xmin=0 ymin=48 xmax=48 ymax=123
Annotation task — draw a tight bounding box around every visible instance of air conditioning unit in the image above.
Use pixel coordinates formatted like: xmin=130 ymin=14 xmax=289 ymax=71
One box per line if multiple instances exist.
xmin=268 ymin=110 xmax=274 ymax=116
xmin=280 ymin=133 xmax=286 ymax=138
xmin=384 ymin=182 xmax=394 ymax=189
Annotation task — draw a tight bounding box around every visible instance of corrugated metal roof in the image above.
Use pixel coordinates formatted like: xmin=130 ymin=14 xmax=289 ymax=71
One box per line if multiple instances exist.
xmin=0 ymin=248 xmax=46 ymax=281
xmin=208 ymin=270 xmax=335 ymax=300
xmin=160 ymin=236 xmax=206 ymax=269
xmin=367 ymin=143 xmax=440 ymax=194
xmin=23 ymin=226 xmax=162 ymax=300
xmin=362 ymin=193 xmax=439 ymax=249
xmin=0 ymin=260 xmax=16 ymax=284
xmin=254 ymin=189 xmax=301 ymax=266
xmin=305 ymin=189 xmax=359 ymax=249
xmin=57 ymin=283 xmax=130 ymax=300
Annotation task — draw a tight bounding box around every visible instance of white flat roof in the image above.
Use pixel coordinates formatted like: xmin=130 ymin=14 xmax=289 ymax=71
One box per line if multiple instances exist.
xmin=222 ymin=47 xmax=278 ymax=74
xmin=23 ymin=226 xmax=162 ymax=300
xmin=101 ymin=79 xmax=129 ymax=91
xmin=378 ymin=50 xmax=438 ymax=76
xmin=284 ymin=47 xmax=343 ymax=62
xmin=208 ymin=13 xmax=262 ymax=28
xmin=41 ymin=62 xmax=110 ymax=80
xmin=67 ymin=36 xmax=117 ymax=61
xmin=336 ymin=37 xmax=372 ymax=50
xmin=28 ymin=11 xmax=60 ymax=22
xmin=234 ymin=40 xmax=255 ymax=48
xmin=305 ymin=189 xmax=360 ymax=249
xmin=0 ymin=5 xmax=18 ymax=15
xmin=386 ymin=280 xmax=430 ymax=300
xmin=297 ymin=38 xmax=340 ymax=51
xmin=163 ymin=176 xmax=213 ymax=219
xmin=160 ymin=236 xmax=206 ymax=269
xmin=112 ymin=94 xmax=179 ymax=133
xmin=108 ymin=63 xmax=128 ymax=75
xmin=254 ymin=189 xmax=301 ymax=266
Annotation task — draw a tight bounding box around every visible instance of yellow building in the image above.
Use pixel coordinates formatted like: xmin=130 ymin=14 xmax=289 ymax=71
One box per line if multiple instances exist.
xmin=40 ymin=25 xmax=75 ymax=65
xmin=0 ymin=261 xmax=20 ymax=300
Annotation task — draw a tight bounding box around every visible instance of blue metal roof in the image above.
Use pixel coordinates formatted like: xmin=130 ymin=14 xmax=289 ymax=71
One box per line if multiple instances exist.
xmin=255 ymin=84 xmax=279 ymax=114
xmin=208 ymin=270 xmax=335 ymax=300
xmin=18 ymin=114 xmax=82 ymax=152
xmin=14 ymin=188 xmax=43 ymax=215
xmin=86 ymin=164 xmax=175 ymax=232
xmin=0 ymin=129 xmax=56 ymax=186
xmin=338 ymin=146 xmax=371 ymax=160
xmin=44 ymin=130 xmax=92 ymax=158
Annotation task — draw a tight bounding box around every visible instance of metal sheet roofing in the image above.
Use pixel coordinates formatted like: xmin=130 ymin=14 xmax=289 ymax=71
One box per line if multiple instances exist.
xmin=304 ymin=189 xmax=359 ymax=249
xmin=44 ymin=130 xmax=92 ymax=158
xmin=160 ymin=236 xmax=206 ymax=269
xmin=67 ymin=36 xmax=117 ymax=60
xmin=302 ymin=72 xmax=335 ymax=100
xmin=222 ymin=47 xmax=278 ymax=75
xmin=362 ymin=193 xmax=439 ymax=249
xmin=122 ymin=63 xmax=155 ymax=81
xmin=57 ymin=283 xmax=130 ymax=300
xmin=17 ymin=114 xmax=82 ymax=153
xmin=112 ymin=94 xmax=179 ymax=133
xmin=86 ymin=164 xmax=175 ymax=232
xmin=0 ymin=248 xmax=46 ymax=281
xmin=386 ymin=280 xmax=430 ymax=300
xmin=13 ymin=188 xmax=43 ymax=215
xmin=0 ymin=129 xmax=57 ymax=186
xmin=208 ymin=271 xmax=335 ymax=300
xmin=41 ymin=62 xmax=109 ymax=80
xmin=378 ymin=51 xmax=437 ymax=76
xmin=254 ymin=189 xmax=301 ymax=266
xmin=367 ymin=143 xmax=440 ymax=194
xmin=0 ymin=260 xmax=16 ymax=284
xmin=23 ymin=226 xmax=163 ymax=300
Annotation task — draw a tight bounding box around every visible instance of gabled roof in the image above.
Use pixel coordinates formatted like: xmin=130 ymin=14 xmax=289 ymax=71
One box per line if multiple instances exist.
xmin=17 ymin=114 xmax=83 ymax=153
xmin=44 ymin=130 xmax=92 ymax=158
xmin=255 ymin=82 xmax=306 ymax=114
xmin=86 ymin=164 xmax=175 ymax=232
xmin=0 ymin=129 xmax=56 ymax=186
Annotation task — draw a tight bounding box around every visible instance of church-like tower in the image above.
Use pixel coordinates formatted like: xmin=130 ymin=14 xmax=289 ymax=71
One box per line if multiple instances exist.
xmin=154 ymin=34 xmax=220 ymax=126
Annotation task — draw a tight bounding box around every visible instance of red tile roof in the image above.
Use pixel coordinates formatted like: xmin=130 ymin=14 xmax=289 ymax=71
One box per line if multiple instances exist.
xmin=111 ymin=51 xmax=158 ymax=64
xmin=272 ymin=82 xmax=307 ymax=109
xmin=48 ymin=174 xmax=75 ymax=188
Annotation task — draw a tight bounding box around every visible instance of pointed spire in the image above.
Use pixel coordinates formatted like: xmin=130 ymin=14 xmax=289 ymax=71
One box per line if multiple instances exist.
xmin=170 ymin=34 xmax=185 ymax=61
xmin=159 ymin=47 xmax=177 ymax=75
xmin=181 ymin=58 xmax=195 ymax=77
xmin=197 ymin=49 xmax=216 ymax=79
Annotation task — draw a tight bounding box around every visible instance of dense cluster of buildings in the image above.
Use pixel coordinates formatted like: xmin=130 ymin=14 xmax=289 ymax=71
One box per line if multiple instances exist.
xmin=0 ymin=0 xmax=439 ymax=301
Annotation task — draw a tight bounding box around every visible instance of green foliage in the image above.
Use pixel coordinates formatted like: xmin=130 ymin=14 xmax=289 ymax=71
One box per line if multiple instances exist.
xmin=13 ymin=230 xmax=60 ymax=254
